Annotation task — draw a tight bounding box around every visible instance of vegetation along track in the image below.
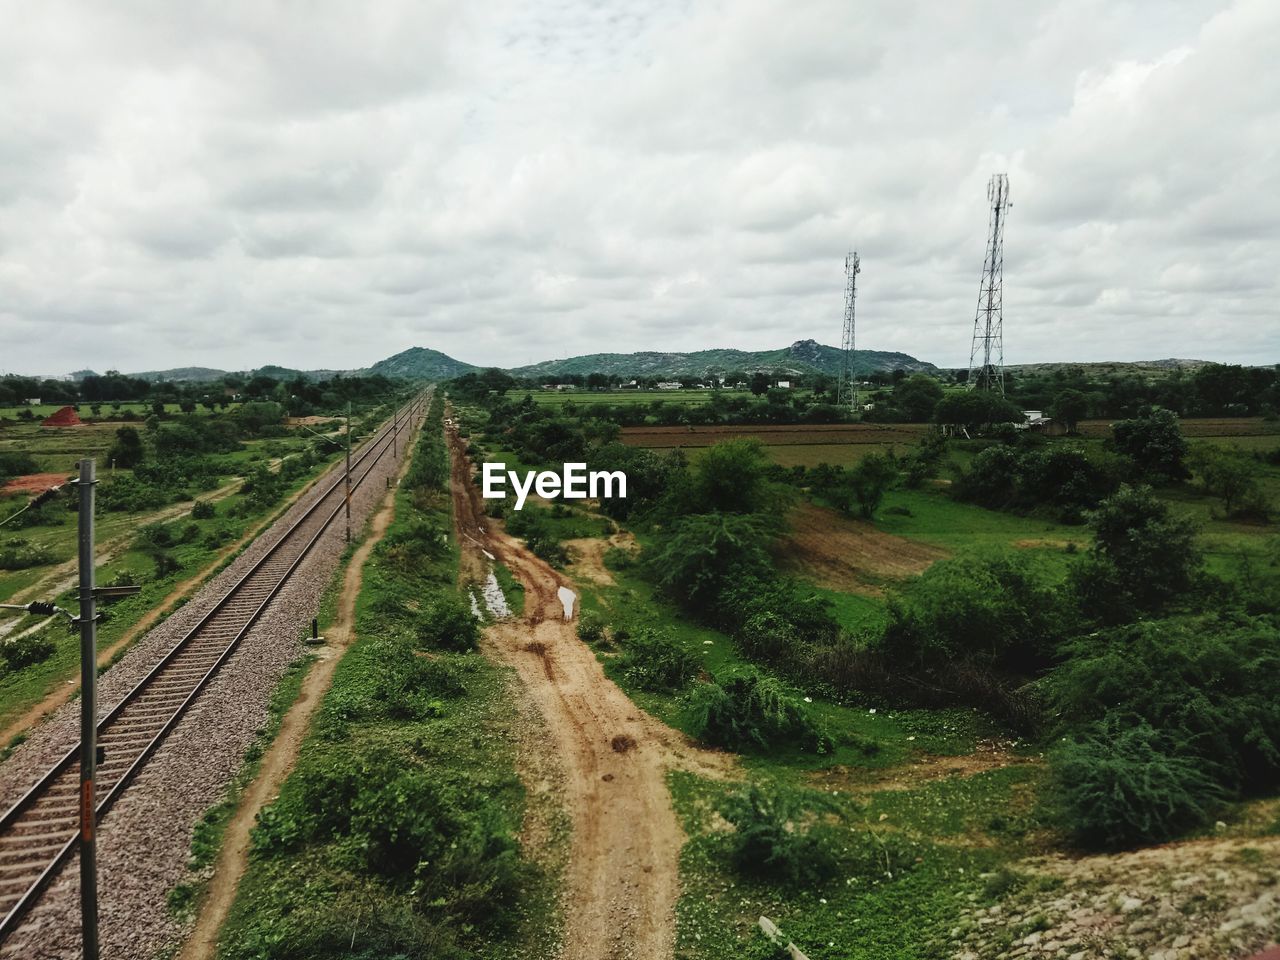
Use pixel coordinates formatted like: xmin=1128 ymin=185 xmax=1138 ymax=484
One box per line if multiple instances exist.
xmin=0 ymin=394 xmax=424 ymax=945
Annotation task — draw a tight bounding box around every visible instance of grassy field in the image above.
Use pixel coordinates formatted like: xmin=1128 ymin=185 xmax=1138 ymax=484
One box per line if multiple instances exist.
xmin=0 ymin=401 xmax=242 ymax=421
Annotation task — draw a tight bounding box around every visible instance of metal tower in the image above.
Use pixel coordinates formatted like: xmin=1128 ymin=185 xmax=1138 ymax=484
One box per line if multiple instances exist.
xmin=967 ymin=173 xmax=1010 ymax=394
xmin=836 ymin=251 xmax=860 ymax=410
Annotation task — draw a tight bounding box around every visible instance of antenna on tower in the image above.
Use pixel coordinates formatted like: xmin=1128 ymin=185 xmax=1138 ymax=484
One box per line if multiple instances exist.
xmin=837 ymin=251 xmax=860 ymax=411
xmin=967 ymin=173 xmax=1010 ymax=394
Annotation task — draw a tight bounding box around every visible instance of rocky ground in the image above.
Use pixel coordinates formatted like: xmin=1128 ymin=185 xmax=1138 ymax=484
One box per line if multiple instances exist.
xmin=946 ymin=836 xmax=1280 ymax=959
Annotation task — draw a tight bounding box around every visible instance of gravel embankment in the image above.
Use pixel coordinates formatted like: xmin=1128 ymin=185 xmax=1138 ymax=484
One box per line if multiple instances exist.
xmin=944 ymin=836 xmax=1280 ymax=959
xmin=0 ymin=413 xmax=421 ymax=960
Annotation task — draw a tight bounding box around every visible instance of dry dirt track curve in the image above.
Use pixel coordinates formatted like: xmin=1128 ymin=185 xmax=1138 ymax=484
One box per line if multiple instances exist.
xmin=447 ymin=420 xmax=729 ymax=960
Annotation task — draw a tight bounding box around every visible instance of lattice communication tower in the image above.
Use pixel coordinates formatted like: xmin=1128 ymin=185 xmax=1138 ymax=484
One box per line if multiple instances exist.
xmin=967 ymin=173 xmax=1010 ymax=394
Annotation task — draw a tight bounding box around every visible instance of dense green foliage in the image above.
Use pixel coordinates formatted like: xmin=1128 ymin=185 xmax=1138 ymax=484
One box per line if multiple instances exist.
xmin=681 ymin=668 xmax=832 ymax=753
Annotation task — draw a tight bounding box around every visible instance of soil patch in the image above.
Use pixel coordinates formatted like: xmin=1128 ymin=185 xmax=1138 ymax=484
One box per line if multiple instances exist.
xmin=1 ymin=472 xmax=71 ymax=495
xmin=448 ymin=417 xmax=733 ymax=960
xmin=777 ymin=502 xmax=945 ymax=595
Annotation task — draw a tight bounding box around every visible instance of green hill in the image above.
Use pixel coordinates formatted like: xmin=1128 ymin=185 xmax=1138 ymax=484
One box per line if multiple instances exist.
xmin=366 ymin=347 xmax=480 ymax=380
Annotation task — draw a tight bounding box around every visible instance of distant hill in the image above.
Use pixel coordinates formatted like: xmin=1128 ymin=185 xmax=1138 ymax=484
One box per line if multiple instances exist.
xmin=511 ymin=340 xmax=936 ymax=379
xmin=1002 ymin=359 xmax=1218 ymax=377
xmin=366 ymin=347 xmax=479 ymax=381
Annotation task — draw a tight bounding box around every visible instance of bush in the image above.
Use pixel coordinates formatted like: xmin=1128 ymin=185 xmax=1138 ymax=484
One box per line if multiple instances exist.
xmin=645 ymin=512 xmax=776 ymax=614
xmin=718 ymin=784 xmax=841 ymax=886
xmin=414 ymin=593 xmax=479 ymax=652
xmin=0 ymin=539 xmax=55 ymax=571
xmin=190 ymin=499 xmax=215 ymax=519
xmin=882 ymin=554 xmax=1072 ymax=675
xmin=0 ymin=451 xmax=38 ymax=479
xmin=1049 ymin=719 xmax=1227 ymax=849
xmin=1045 ymin=614 xmax=1280 ymax=793
xmin=1111 ymin=406 xmax=1189 ymax=482
xmin=576 ymin=611 xmax=606 ymax=645
xmin=107 ymin=426 xmax=144 ymax=469
xmin=682 ymin=667 xmax=832 ymax=753
xmin=153 ymin=552 xmax=181 ymax=578
xmin=735 ymin=612 xmax=800 ymax=665
xmin=618 ymin=628 xmax=699 ymax=692
xmin=1070 ymin=485 xmax=1201 ymax=620
xmin=252 ymin=746 xmax=524 ymax=923
xmin=1 ymin=633 xmax=56 ymax=671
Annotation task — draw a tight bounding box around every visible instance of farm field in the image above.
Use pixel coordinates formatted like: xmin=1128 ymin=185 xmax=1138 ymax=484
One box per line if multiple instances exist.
xmin=526 ymin=388 xmax=758 ymax=407
xmin=620 ymin=422 xmax=929 ymax=447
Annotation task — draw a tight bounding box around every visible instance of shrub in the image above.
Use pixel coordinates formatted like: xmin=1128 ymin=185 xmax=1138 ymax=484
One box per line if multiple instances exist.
xmin=1 ymin=633 xmax=56 ymax=671
xmin=882 ymin=554 xmax=1072 ymax=675
xmin=414 ymin=593 xmax=479 ymax=652
xmin=1049 ymin=719 xmax=1227 ymax=850
xmin=0 ymin=451 xmax=38 ymax=479
xmin=1045 ymin=614 xmax=1280 ymax=793
xmin=190 ymin=499 xmax=215 ymax=520
xmin=1111 ymin=406 xmax=1189 ymax=482
xmin=735 ymin=612 xmax=800 ymax=665
xmin=107 ymin=426 xmax=145 ymax=469
xmin=845 ymin=452 xmax=899 ymax=519
xmin=153 ymin=552 xmax=181 ymax=578
xmin=252 ymin=747 xmax=524 ymax=927
xmin=718 ymin=784 xmax=841 ymax=886
xmin=618 ymin=628 xmax=699 ymax=692
xmin=644 ymin=512 xmax=776 ymax=614
xmin=1070 ymin=485 xmax=1201 ymax=620
xmin=0 ymin=539 xmax=55 ymax=571
xmin=576 ymin=611 xmax=606 ymax=645
xmin=682 ymin=667 xmax=832 ymax=753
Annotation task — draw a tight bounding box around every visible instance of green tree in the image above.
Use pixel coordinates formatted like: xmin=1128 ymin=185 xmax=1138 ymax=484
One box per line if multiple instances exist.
xmin=107 ymin=426 xmax=144 ymax=468
xmin=1050 ymin=388 xmax=1088 ymax=433
xmin=645 ymin=512 xmax=775 ymax=612
xmin=686 ymin=439 xmax=780 ymax=516
xmin=893 ymin=374 xmax=944 ymax=421
xmin=1111 ymin=406 xmax=1189 ymax=481
xmin=933 ymin=391 xmax=1023 ymax=432
xmin=748 ymin=372 xmax=770 ymax=396
xmin=1071 ymin=485 xmax=1200 ymax=619
xmin=845 ymin=452 xmax=899 ymax=519
xmin=1189 ymin=445 xmax=1265 ymax=516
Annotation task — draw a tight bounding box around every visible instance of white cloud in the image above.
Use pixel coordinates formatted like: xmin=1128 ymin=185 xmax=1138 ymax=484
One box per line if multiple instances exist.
xmin=0 ymin=0 xmax=1276 ymax=375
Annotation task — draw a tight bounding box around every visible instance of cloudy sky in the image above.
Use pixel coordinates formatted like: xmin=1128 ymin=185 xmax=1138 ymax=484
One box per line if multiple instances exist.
xmin=1 ymin=0 xmax=1276 ymax=376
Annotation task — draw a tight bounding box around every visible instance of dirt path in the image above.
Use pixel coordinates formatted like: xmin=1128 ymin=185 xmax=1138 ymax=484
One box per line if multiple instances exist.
xmin=0 ymin=463 xmax=313 ymax=746
xmin=776 ymin=501 xmax=946 ymax=595
xmin=176 ymin=415 xmax=422 ymax=960
xmin=448 ymin=421 xmax=725 ymax=960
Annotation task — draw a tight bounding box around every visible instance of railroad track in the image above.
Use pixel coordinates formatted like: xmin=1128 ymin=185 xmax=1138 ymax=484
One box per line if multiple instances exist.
xmin=0 ymin=393 xmax=425 ymax=942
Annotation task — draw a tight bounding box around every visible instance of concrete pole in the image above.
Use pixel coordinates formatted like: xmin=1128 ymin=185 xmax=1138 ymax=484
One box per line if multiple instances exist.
xmin=76 ymin=458 xmax=99 ymax=960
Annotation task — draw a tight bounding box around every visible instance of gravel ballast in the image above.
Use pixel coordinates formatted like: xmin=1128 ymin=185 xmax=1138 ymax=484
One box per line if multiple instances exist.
xmin=0 ymin=408 xmax=423 ymax=960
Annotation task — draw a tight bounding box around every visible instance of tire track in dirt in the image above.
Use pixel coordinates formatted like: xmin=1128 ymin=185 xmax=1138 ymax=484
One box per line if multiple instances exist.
xmin=446 ymin=417 xmax=728 ymax=960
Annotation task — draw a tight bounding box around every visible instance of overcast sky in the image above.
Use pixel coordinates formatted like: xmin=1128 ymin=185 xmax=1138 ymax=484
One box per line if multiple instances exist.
xmin=1 ymin=1 xmax=1277 ymax=376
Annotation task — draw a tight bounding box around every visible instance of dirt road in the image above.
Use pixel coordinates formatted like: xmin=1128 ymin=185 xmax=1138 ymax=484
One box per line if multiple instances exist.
xmin=447 ymin=422 xmax=696 ymax=960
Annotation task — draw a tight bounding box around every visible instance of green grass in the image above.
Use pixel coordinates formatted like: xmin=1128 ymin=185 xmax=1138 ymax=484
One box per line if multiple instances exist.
xmin=669 ymin=769 xmax=1019 ymax=960
xmin=493 ymin=560 xmax=525 ymax=617
xmin=582 ymin=550 xmax=981 ymax=772
xmin=214 ymin=396 xmax=561 ymax=960
xmin=872 ymin=487 xmax=1089 ymax=562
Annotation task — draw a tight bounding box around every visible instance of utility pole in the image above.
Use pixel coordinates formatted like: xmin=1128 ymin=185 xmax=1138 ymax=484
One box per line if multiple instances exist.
xmin=76 ymin=458 xmax=99 ymax=960
xmin=344 ymin=402 xmax=352 ymax=543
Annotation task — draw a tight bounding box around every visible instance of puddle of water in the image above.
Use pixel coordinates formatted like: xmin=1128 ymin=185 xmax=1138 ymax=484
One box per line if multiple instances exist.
xmin=482 ymin=570 xmax=511 ymax=619
xmin=557 ymin=586 xmax=576 ymax=621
